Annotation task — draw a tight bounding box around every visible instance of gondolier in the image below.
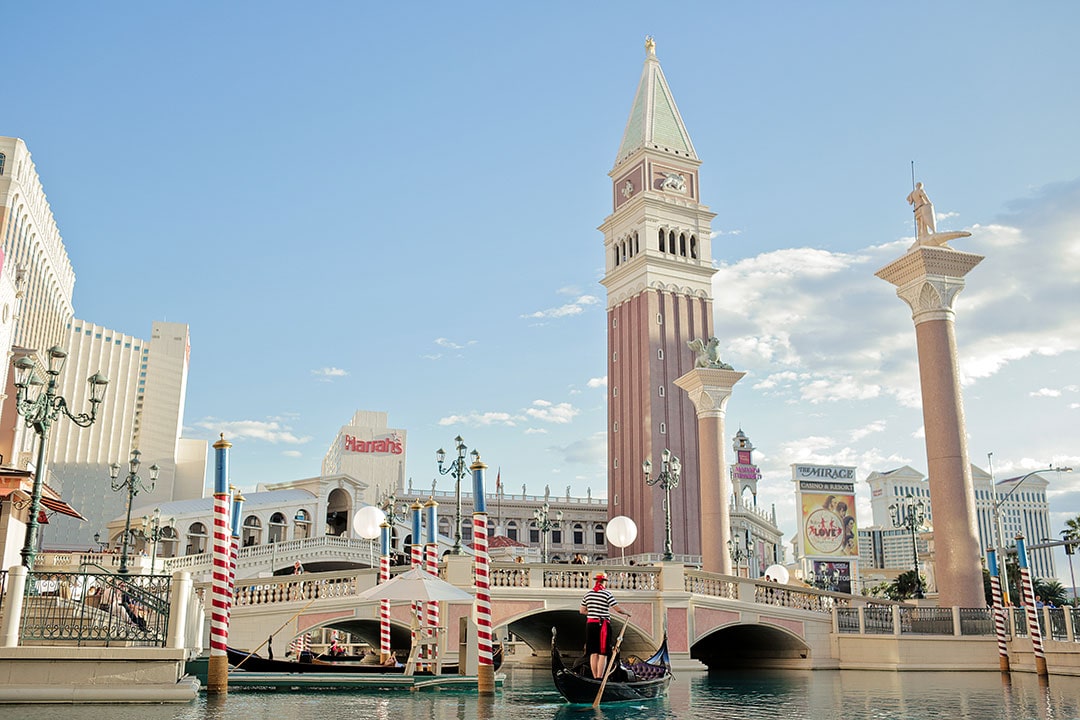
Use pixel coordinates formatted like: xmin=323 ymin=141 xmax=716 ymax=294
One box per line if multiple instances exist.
xmin=580 ymin=571 xmax=631 ymax=679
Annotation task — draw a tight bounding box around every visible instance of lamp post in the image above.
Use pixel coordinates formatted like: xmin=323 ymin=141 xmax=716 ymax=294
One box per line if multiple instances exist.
xmin=137 ymin=508 xmax=173 ymax=569
xmin=533 ymin=502 xmax=562 ymax=563
xmin=436 ymin=436 xmax=477 ymax=555
xmin=727 ymin=538 xmax=747 ymax=577
xmin=643 ymin=448 xmax=681 ymax=562
xmin=12 ymin=346 xmax=109 ymax=568
xmin=989 ymin=464 xmax=1067 ymax=600
xmin=109 ymin=449 xmax=160 ymax=574
xmin=890 ymin=492 xmax=927 ymax=598
xmin=93 ymin=532 xmax=107 ymax=552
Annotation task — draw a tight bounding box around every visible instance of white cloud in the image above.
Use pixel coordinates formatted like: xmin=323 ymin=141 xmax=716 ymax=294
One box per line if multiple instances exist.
xmin=1031 ymin=388 xmax=1062 ymax=398
xmin=282 ymin=450 xmax=302 ymax=458
xmin=312 ymin=367 xmax=348 ymax=381
xmin=195 ymin=418 xmax=311 ymax=445
xmin=554 ymin=432 xmax=607 ymax=465
xmin=434 ymin=337 xmax=477 ymax=350
xmin=850 ymin=420 xmax=886 ymax=441
xmin=587 ymin=376 xmax=608 ymax=389
xmin=437 ymin=412 xmax=517 ymax=427
xmin=525 ymin=400 xmax=579 ymax=424
xmin=524 ymin=428 xmax=549 ymax=435
xmin=521 ymin=295 xmax=600 ymax=320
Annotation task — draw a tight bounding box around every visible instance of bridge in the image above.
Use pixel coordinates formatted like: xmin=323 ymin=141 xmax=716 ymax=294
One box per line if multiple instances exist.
xmin=221 ymin=556 xmax=845 ymax=670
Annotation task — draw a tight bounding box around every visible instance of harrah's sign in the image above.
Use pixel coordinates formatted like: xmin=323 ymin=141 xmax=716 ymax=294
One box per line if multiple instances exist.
xmin=344 ymin=434 xmax=403 ymax=455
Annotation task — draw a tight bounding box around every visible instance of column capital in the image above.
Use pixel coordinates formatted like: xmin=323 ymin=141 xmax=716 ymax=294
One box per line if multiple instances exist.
xmin=674 ymin=367 xmax=746 ymax=418
xmin=876 ymin=246 xmax=984 ymax=325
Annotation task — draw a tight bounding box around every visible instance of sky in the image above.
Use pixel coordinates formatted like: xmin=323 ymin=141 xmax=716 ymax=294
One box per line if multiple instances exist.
xmin=4 ymin=3 xmax=1079 ymax=581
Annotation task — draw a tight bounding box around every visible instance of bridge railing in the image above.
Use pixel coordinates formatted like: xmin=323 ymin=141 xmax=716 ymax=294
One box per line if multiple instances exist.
xmin=835 ymin=605 xmax=1080 ymax=641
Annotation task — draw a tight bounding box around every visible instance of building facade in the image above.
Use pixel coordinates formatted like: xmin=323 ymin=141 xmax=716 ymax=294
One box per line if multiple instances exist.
xmin=321 ymin=410 xmax=406 ymax=507
xmin=601 ymin=39 xmax=718 ymax=558
xmin=865 ymin=464 xmax=1056 ymax=585
xmin=729 ymin=430 xmax=784 ymax=577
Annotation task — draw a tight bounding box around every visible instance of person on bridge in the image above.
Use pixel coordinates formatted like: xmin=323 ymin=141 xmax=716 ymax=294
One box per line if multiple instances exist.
xmin=580 ymin=571 xmax=631 ymax=679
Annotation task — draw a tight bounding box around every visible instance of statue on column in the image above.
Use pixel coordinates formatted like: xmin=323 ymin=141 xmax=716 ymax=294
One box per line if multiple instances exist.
xmin=687 ymin=337 xmax=734 ymax=370
xmin=907 ymin=182 xmax=936 ymax=239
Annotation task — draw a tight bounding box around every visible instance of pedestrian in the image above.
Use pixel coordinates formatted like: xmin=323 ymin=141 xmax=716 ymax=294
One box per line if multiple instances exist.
xmin=579 ymin=571 xmax=631 ymax=679
xmin=293 ymin=560 xmax=305 ymax=574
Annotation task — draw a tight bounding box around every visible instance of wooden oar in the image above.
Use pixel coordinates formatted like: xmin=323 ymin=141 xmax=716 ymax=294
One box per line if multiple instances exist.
xmin=592 ymin=615 xmax=630 ymax=708
xmin=232 ymin=595 xmax=319 ymax=670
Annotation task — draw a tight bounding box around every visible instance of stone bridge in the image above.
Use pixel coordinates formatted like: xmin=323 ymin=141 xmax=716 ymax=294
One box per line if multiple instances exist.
xmin=219 ymin=556 xmax=850 ymax=669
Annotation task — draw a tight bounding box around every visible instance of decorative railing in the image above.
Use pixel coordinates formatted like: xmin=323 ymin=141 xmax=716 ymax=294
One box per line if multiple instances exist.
xmin=19 ymin=570 xmax=171 ymax=646
xmin=835 ymin=605 xmax=1080 ymax=642
xmin=899 ymin=606 xmax=954 ymax=635
xmin=959 ymin=608 xmax=995 ymax=636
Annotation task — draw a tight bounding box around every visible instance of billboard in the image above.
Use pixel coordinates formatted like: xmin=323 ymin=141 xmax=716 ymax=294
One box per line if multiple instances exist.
xmin=795 ymin=465 xmax=858 ymax=559
xmin=811 ymin=560 xmax=852 ymax=594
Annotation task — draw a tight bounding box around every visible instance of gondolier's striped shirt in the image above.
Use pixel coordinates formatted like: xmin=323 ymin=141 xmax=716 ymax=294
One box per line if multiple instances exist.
xmin=581 ymin=588 xmax=619 ymax=619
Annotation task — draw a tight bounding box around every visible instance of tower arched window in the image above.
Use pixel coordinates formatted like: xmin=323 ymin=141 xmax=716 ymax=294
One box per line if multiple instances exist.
xmin=0 ymin=153 xmax=5 ymax=176
xmin=634 ymin=231 xmax=639 ymax=255
xmin=614 ymin=247 xmax=620 ymax=266
xmin=690 ymin=235 xmax=698 ymax=259
xmin=573 ymin=523 xmax=585 ymax=546
xmin=506 ymin=520 xmax=519 ymax=542
xmin=668 ymin=230 xmax=676 ymax=254
xmin=658 ymin=228 xmax=665 ymax=251
xmin=660 ymin=422 xmax=667 ymax=434
xmin=679 ymin=233 xmax=687 ymax=257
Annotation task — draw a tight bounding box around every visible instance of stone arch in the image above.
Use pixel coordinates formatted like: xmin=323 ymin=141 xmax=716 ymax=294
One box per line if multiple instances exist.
xmin=691 ymin=622 xmax=811 ymax=669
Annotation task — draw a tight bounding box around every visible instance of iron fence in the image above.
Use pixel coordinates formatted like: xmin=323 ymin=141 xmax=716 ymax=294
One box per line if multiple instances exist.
xmin=959 ymin=608 xmax=994 ymax=636
xmin=1047 ymin=608 xmax=1069 ymax=641
xmin=1012 ymin=608 xmax=1028 ymax=637
xmin=835 ymin=608 xmax=860 ymax=633
xmin=863 ymin=605 xmax=895 ymax=634
xmin=899 ymin=606 xmax=954 ymax=635
xmin=20 ymin=569 xmax=171 ymax=646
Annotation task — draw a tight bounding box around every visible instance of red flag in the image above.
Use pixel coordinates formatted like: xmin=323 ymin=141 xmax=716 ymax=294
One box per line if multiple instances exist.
xmin=496 ymin=468 xmax=502 ymax=492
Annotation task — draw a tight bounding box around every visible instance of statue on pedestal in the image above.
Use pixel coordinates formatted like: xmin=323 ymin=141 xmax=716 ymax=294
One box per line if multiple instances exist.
xmin=687 ymin=337 xmax=733 ymax=370
xmin=905 ymin=181 xmax=971 ymax=250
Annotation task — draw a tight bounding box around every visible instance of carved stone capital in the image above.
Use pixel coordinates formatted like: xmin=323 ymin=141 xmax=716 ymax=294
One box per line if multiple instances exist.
xmin=673 ymin=367 xmax=746 ymax=418
xmin=876 ymin=246 xmax=984 ymax=325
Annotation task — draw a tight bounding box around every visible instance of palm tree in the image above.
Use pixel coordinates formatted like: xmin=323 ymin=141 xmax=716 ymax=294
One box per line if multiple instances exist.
xmin=1061 ymin=513 xmax=1080 ymax=604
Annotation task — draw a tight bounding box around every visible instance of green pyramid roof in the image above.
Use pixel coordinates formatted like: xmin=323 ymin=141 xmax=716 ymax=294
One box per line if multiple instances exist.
xmin=614 ymin=38 xmax=697 ymax=167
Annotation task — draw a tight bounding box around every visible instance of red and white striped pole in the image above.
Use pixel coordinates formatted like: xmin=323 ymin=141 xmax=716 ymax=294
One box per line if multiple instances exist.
xmin=379 ymin=521 xmax=392 ymax=663
xmin=228 ymin=487 xmax=244 ymax=622
xmin=207 ymin=434 xmax=233 ymax=694
xmin=1016 ymin=535 xmax=1048 ymax=677
xmin=410 ymin=498 xmax=424 ymax=673
xmin=987 ymin=546 xmax=1010 ymax=673
xmin=470 ymin=454 xmax=494 ymax=693
xmin=424 ymin=497 xmax=440 ymax=670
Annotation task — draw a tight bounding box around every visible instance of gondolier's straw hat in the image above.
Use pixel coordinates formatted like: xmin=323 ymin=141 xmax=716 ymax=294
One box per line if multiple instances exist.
xmin=594 ymin=572 xmax=608 ymax=580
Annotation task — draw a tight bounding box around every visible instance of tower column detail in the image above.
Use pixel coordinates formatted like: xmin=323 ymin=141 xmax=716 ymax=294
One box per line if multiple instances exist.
xmin=877 ymin=245 xmax=984 ymax=608
xmin=674 ymin=367 xmax=745 ymax=574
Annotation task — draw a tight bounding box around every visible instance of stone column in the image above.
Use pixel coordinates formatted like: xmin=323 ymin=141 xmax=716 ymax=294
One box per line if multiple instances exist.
xmin=876 ymin=245 xmax=985 ymax=608
xmin=674 ymin=367 xmax=745 ymax=575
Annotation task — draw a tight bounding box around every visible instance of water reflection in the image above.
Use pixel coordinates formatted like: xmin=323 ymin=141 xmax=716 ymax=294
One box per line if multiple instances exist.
xmin=0 ymin=669 xmax=1079 ymax=720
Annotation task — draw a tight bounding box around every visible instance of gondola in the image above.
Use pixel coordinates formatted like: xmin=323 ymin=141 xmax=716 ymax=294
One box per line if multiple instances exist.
xmin=226 ymin=643 xmax=503 ymax=675
xmin=550 ymin=628 xmax=671 ymax=705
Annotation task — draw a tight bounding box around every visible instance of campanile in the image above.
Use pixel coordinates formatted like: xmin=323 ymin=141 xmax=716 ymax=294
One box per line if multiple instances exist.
xmin=600 ymin=38 xmax=718 ymax=558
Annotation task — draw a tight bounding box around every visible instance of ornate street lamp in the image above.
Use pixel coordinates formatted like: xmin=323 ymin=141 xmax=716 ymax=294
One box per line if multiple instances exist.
xmin=533 ymin=502 xmax=562 ymax=563
xmin=643 ymin=448 xmax=681 ymax=561
xmin=136 ymin=508 xmax=174 ymax=569
xmin=109 ymin=449 xmax=160 ymax=574
xmin=727 ymin=538 xmax=747 ymax=577
xmin=436 ymin=436 xmax=478 ymax=555
xmin=93 ymin=532 xmax=107 ymax=552
xmin=12 ymin=346 xmax=109 ymax=568
xmin=890 ymin=492 xmax=927 ymax=598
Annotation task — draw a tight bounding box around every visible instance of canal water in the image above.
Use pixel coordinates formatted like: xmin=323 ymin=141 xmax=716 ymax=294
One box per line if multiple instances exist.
xmin=0 ymin=668 xmax=1079 ymax=719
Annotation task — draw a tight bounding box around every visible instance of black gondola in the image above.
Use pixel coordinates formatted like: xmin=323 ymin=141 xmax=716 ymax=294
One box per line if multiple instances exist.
xmin=550 ymin=629 xmax=672 ymax=705
xmin=226 ymin=644 xmax=503 ymax=675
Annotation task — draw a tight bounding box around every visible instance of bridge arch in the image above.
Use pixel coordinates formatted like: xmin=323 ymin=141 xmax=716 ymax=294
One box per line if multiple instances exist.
xmin=497 ymin=607 xmax=659 ymax=659
xmin=691 ymin=622 xmax=811 ymax=669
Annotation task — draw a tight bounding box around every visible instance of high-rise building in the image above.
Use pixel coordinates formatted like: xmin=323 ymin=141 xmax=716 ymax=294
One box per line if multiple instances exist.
xmin=866 ymin=464 xmax=1056 ymax=583
xmin=0 ymin=137 xmax=204 ymax=549
xmin=321 ymin=410 xmax=407 ymax=507
xmin=729 ymin=430 xmax=784 ymax=576
xmin=601 ymin=39 xmax=718 ymax=558
xmin=39 ymin=320 xmax=206 ymax=547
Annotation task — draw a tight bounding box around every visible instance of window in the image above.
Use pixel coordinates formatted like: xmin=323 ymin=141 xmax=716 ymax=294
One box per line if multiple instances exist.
xmin=660 ymin=422 xmax=667 ymax=434
xmin=612 ymin=351 xmax=617 ymax=362
xmin=506 ymin=520 xmax=518 ymax=542
xmin=529 ymin=523 xmax=540 ymax=544
xmin=613 ymin=458 xmax=619 ymax=469
xmin=612 ymin=317 xmax=617 ymax=328
xmin=658 ymin=386 xmax=665 ymax=397
xmin=613 ymin=421 xmax=618 ymax=432
xmin=613 ymin=387 xmax=618 ymax=397
xmin=657 ymin=313 xmax=663 ymax=325
xmin=658 ymin=348 xmax=664 ymax=360
xmin=573 ymin=523 xmax=585 ymax=545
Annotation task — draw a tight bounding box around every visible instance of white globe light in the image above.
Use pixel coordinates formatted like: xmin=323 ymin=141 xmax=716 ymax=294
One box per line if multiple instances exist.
xmin=354 ymin=505 xmax=386 ymax=540
xmin=606 ymin=515 xmax=638 ymax=548
xmin=764 ymin=564 xmax=790 ymax=584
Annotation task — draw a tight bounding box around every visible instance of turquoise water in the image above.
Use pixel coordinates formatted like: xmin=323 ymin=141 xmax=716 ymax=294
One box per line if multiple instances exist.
xmin=0 ymin=668 xmax=1078 ymax=719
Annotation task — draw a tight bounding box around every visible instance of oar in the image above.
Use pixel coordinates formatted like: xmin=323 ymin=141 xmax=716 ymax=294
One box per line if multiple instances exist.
xmin=232 ymin=595 xmax=319 ymax=670
xmin=592 ymin=615 xmax=630 ymax=708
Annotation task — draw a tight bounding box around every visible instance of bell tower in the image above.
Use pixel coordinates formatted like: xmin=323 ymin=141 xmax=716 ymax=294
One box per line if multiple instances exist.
xmin=600 ymin=38 xmax=718 ymax=558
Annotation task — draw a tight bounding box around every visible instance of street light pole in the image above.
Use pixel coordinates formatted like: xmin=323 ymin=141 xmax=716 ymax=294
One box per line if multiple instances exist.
xmin=109 ymin=449 xmax=160 ymax=574
xmin=727 ymin=538 xmax=746 ymax=577
xmin=643 ymin=448 xmax=681 ymax=562
xmin=12 ymin=346 xmax=109 ymax=569
xmin=436 ymin=436 xmax=477 ymax=555
xmin=990 ymin=464 xmax=1072 ymax=598
xmin=533 ymin=502 xmax=562 ymax=563
xmin=890 ymin=492 xmax=926 ymax=598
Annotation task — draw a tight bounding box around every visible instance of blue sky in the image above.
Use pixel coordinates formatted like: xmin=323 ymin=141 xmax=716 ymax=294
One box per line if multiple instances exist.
xmin=5 ymin=3 xmax=1079 ymax=580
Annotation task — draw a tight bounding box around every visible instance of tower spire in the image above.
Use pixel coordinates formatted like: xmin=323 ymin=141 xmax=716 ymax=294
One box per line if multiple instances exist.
xmin=614 ymin=37 xmax=697 ymax=168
